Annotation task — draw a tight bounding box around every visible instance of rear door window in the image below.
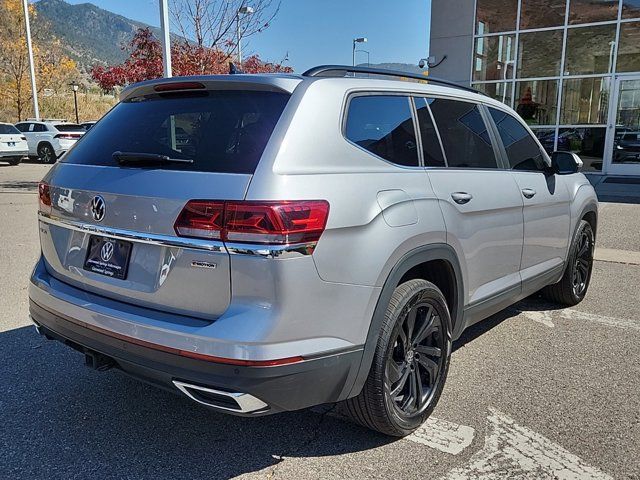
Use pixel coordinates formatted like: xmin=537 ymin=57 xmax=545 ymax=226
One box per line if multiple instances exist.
xmin=414 ymin=97 xmax=446 ymax=167
xmin=345 ymin=95 xmax=420 ymax=167
xmin=32 ymin=123 xmax=46 ymax=132
xmin=429 ymin=98 xmax=499 ymax=169
xmin=61 ymin=90 xmax=290 ymax=174
xmin=488 ymin=107 xmax=547 ymax=171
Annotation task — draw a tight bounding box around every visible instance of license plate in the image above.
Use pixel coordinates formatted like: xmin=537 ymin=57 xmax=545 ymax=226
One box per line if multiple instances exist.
xmin=84 ymin=236 xmax=132 ymax=280
xmin=8 ymin=142 xmax=15 ymax=147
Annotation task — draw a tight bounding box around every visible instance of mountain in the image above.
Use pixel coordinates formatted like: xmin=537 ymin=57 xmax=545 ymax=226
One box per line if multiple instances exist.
xmin=34 ymin=0 xmax=159 ymax=68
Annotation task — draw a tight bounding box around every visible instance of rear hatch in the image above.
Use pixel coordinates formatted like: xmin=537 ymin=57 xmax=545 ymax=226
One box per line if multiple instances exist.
xmin=0 ymin=124 xmax=27 ymax=152
xmin=38 ymin=85 xmax=291 ymax=320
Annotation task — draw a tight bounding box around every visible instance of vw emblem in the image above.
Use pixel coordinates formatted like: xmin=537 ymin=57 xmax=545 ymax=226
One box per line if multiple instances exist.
xmin=100 ymin=241 xmax=114 ymax=262
xmin=91 ymin=195 xmax=105 ymax=222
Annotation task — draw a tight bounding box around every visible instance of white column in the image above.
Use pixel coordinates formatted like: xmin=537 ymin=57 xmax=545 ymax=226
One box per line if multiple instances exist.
xmin=159 ymin=0 xmax=172 ymax=77
xmin=22 ymin=0 xmax=39 ymax=120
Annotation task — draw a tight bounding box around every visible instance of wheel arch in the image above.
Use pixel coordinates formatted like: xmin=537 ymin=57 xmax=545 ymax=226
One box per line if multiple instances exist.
xmin=346 ymin=243 xmax=464 ymax=399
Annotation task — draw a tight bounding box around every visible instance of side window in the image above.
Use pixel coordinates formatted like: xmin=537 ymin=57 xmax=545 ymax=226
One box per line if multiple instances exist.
xmin=489 ymin=107 xmax=547 ymax=171
xmin=33 ymin=123 xmax=46 ymax=132
xmin=345 ymin=95 xmax=419 ymax=167
xmin=429 ymin=99 xmax=498 ymax=169
xmin=15 ymin=123 xmax=29 ymax=132
xmin=414 ymin=97 xmax=446 ymax=167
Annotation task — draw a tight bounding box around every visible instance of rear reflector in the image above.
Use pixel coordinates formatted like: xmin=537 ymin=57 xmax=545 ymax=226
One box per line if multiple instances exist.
xmin=174 ymin=200 xmax=330 ymax=245
xmin=38 ymin=182 xmax=51 ymax=213
xmin=154 ymin=81 xmax=206 ymax=92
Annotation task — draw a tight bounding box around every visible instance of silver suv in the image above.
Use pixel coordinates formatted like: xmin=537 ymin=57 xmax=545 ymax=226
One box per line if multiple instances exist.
xmin=29 ymin=66 xmax=598 ymax=436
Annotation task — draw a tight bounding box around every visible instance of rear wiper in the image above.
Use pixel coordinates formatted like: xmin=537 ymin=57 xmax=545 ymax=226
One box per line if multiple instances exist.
xmin=113 ymin=151 xmax=194 ymax=165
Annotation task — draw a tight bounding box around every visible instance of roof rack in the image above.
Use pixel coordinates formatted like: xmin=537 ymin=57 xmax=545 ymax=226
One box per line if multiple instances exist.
xmin=302 ymin=65 xmax=485 ymax=96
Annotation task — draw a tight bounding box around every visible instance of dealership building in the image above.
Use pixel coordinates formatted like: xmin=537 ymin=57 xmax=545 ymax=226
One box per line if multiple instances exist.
xmin=429 ymin=0 xmax=640 ymax=176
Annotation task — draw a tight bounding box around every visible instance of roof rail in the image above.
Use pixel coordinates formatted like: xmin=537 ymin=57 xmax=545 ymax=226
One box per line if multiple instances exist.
xmin=302 ymin=65 xmax=485 ymax=96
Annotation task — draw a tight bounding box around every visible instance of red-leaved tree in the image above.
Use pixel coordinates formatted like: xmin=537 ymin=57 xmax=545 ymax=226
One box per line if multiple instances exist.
xmin=92 ymin=28 xmax=292 ymax=92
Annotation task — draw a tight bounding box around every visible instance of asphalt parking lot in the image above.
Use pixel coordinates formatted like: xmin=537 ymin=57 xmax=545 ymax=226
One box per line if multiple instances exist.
xmin=1 ymin=163 xmax=639 ymax=479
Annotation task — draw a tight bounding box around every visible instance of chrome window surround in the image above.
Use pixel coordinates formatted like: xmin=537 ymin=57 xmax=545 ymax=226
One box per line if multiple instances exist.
xmin=38 ymin=212 xmax=317 ymax=258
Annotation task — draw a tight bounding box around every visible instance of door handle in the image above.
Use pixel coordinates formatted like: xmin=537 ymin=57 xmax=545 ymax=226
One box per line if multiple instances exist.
xmin=451 ymin=192 xmax=473 ymax=205
xmin=522 ymin=188 xmax=536 ymax=199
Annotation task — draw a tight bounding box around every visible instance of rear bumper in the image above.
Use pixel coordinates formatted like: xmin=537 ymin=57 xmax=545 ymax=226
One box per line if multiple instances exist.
xmin=0 ymin=151 xmax=28 ymax=158
xmin=30 ymin=299 xmax=363 ymax=415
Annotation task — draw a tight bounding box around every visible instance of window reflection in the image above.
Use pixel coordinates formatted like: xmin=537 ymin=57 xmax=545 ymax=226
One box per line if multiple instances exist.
xmin=476 ymin=0 xmax=518 ymax=34
xmin=558 ymin=127 xmax=606 ymax=171
xmin=614 ymin=79 xmax=640 ymax=165
xmin=473 ymin=82 xmax=513 ymax=106
xmin=516 ymin=80 xmax=558 ymax=125
xmin=473 ymin=35 xmax=515 ymax=81
xmin=560 ymin=77 xmax=610 ymax=125
xmin=564 ymin=25 xmax=617 ymax=75
xmin=569 ymin=0 xmax=618 ymax=24
xmin=521 ymin=0 xmax=566 ymax=29
xmin=531 ymin=128 xmax=558 ymax=154
xmin=617 ymin=22 xmax=640 ymax=72
xmin=622 ymin=0 xmax=640 ymax=19
xmin=518 ymin=30 xmax=563 ymax=78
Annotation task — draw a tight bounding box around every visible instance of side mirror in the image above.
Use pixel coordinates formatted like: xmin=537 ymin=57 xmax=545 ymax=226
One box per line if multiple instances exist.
xmin=551 ymin=151 xmax=583 ymax=175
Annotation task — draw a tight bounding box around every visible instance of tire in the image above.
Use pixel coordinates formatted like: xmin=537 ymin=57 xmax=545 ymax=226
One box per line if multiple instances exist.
xmin=37 ymin=143 xmax=56 ymax=164
xmin=541 ymin=220 xmax=595 ymax=306
xmin=344 ymin=279 xmax=452 ymax=437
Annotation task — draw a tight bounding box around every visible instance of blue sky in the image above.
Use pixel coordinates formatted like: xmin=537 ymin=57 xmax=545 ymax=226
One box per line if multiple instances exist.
xmin=64 ymin=0 xmax=431 ymax=71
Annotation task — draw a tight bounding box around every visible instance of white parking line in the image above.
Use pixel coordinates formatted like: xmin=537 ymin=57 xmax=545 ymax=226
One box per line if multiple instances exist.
xmin=559 ymin=308 xmax=640 ymax=332
xmin=406 ymin=417 xmax=475 ymax=455
xmin=442 ymin=408 xmax=613 ymax=479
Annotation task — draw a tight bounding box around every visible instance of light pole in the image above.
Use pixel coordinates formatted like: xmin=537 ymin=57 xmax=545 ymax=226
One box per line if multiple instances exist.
xmin=159 ymin=0 xmax=172 ymax=77
xmin=237 ymin=6 xmax=255 ymax=65
xmin=22 ymin=0 xmax=39 ymax=120
xmin=69 ymin=81 xmax=79 ymax=124
xmin=352 ymin=37 xmax=367 ymax=67
xmin=355 ymin=49 xmax=370 ymax=67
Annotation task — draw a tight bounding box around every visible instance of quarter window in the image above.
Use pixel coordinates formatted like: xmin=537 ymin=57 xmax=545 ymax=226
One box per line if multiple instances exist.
xmin=489 ymin=107 xmax=547 ymax=171
xmin=414 ymin=97 xmax=446 ymax=167
xmin=429 ymin=99 xmax=499 ymax=169
xmin=345 ymin=95 xmax=419 ymax=167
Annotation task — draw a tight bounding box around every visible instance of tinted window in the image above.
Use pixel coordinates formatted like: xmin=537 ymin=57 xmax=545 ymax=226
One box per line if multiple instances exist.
xmin=0 ymin=124 xmax=21 ymax=135
xmin=345 ymin=95 xmax=419 ymax=167
xmin=54 ymin=124 xmax=84 ymax=132
xmin=62 ymin=90 xmax=290 ymax=174
xmin=32 ymin=123 xmax=47 ymax=132
xmin=15 ymin=123 xmax=29 ymax=132
xmin=415 ymin=97 xmax=445 ymax=167
xmin=489 ymin=108 xmax=547 ymax=171
xmin=429 ymin=99 xmax=498 ymax=169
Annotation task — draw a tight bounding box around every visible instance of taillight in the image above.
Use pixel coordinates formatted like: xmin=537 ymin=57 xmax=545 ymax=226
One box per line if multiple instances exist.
xmin=54 ymin=134 xmax=81 ymax=140
xmin=154 ymin=81 xmax=205 ymax=92
xmin=38 ymin=182 xmax=51 ymax=213
xmin=20 ymin=136 xmax=26 ymax=141
xmin=174 ymin=200 xmax=330 ymax=245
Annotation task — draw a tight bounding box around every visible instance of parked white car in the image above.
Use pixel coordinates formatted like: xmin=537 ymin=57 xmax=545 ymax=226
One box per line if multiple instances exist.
xmin=0 ymin=122 xmax=28 ymax=165
xmin=15 ymin=120 xmax=85 ymax=163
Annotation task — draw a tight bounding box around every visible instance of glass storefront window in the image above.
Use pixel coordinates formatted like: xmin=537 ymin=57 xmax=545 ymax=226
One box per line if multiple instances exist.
xmin=521 ymin=0 xmax=566 ymax=29
xmin=473 ymin=35 xmax=516 ymax=81
xmin=613 ymin=79 xmax=640 ymax=166
xmin=476 ymin=0 xmax=518 ymax=34
xmin=515 ymin=80 xmax=559 ymax=125
xmin=517 ymin=30 xmax=563 ymax=78
xmin=564 ymin=24 xmax=617 ymax=75
xmin=558 ymin=127 xmax=606 ymax=171
xmin=617 ymin=22 xmax=640 ymax=72
xmin=473 ymin=82 xmax=513 ymax=106
xmin=569 ymin=0 xmax=618 ymax=24
xmin=622 ymin=0 xmax=640 ymax=19
xmin=531 ymin=128 xmax=558 ymax=154
xmin=560 ymin=77 xmax=610 ymax=125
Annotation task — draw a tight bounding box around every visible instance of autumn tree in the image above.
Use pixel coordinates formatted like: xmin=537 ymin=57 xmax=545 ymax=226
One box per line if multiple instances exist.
xmin=0 ymin=0 xmax=78 ymax=121
xmin=92 ymin=27 xmax=292 ymax=92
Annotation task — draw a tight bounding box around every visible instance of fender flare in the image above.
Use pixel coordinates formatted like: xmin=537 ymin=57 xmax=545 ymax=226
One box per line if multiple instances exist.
xmin=346 ymin=243 xmax=464 ymax=399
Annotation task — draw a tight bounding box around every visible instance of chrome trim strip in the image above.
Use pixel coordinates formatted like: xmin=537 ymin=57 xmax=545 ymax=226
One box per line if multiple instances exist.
xmin=172 ymin=380 xmax=269 ymax=413
xmin=38 ymin=212 xmax=225 ymax=252
xmin=39 ymin=212 xmax=316 ymax=258
xmin=225 ymin=241 xmax=317 ymax=258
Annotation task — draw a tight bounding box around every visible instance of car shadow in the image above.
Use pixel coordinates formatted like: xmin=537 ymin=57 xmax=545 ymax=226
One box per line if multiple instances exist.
xmin=0 ymin=326 xmax=393 ymax=479
xmin=0 ymin=180 xmax=39 ymax=192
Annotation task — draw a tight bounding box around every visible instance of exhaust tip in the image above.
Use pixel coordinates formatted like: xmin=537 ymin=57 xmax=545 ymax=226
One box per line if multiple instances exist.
xmin=173 ymin=380 xmax=268 ymax=413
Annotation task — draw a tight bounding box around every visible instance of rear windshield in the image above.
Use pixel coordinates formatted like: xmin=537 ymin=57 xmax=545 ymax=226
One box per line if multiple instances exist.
xmin=0 ymin=124 xmax=20 ymax=135
xmin=61 ymin=90 xmax=290 ymax=174
xmin=54 ymin=124 xmax=83 ymax=132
